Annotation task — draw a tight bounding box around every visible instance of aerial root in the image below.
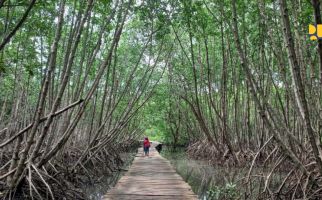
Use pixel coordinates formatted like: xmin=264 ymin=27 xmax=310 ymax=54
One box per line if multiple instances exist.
xmin=187 ymin=139 xmax=322 ymax=199
xmin=31 ymin=164 xmax=54 ymax=200
xmin=0 ymin=140 xmax=138 ymax=199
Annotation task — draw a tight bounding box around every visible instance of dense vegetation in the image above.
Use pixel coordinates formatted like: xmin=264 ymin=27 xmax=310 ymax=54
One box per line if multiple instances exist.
xmin=1 ymin=0 xmax=322 ymax=199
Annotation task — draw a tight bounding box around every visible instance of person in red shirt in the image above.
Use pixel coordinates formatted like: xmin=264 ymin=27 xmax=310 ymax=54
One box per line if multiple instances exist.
xmin=143 ymin=137 xmax=150 ymax=156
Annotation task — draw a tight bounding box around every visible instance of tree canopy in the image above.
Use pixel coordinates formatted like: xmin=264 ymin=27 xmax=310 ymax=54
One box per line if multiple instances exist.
xmin=1 ymin=0 xmax=322 ymax=199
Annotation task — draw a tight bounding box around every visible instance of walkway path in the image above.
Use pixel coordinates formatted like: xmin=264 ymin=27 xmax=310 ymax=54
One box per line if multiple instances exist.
xmin=103 ymin=142 xmax=198 ymax=200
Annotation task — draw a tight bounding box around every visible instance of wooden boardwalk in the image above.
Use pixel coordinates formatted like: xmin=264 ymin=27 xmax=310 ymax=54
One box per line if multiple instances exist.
xmin=103 ymin=142 xmax=198 ymax=200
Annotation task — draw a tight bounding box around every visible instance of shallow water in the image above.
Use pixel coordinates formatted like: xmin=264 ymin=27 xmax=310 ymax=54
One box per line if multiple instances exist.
xmin=161 ymin=148 xmax=244 ymax=199
xmin=161 ymin=147 xmax=285 ymax=200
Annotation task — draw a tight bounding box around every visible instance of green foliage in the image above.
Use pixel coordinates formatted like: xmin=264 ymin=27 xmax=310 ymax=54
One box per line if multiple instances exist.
xmin=144 ymin=127 xmax=164 ymax=141
xmin=140 ymin=83 xmax=169 ymax=142
xmin=0 ymin=0 xmax=319 ymax=158
xmin=0 ymin=56 xmax=5 ymax=73
xmin=207 ymin=183 xmax=238 ymax=200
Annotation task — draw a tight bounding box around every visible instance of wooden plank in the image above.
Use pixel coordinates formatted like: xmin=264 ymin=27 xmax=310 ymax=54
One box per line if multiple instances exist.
xmin=103 ymin=142 xmax=198 ymax=200
xmin=104 ymin=194 xmax=197 ymax=200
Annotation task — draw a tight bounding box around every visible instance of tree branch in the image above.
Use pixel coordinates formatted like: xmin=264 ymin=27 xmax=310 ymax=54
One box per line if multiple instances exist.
xmin=0 ymin=0 xmax=36 ymax=51
xmin=0 ymin=99 xmax=84 ymax=148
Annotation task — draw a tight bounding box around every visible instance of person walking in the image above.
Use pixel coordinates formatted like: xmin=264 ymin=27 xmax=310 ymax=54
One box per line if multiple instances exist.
xmin=143 ymin=137 xmax=150 ymax=156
